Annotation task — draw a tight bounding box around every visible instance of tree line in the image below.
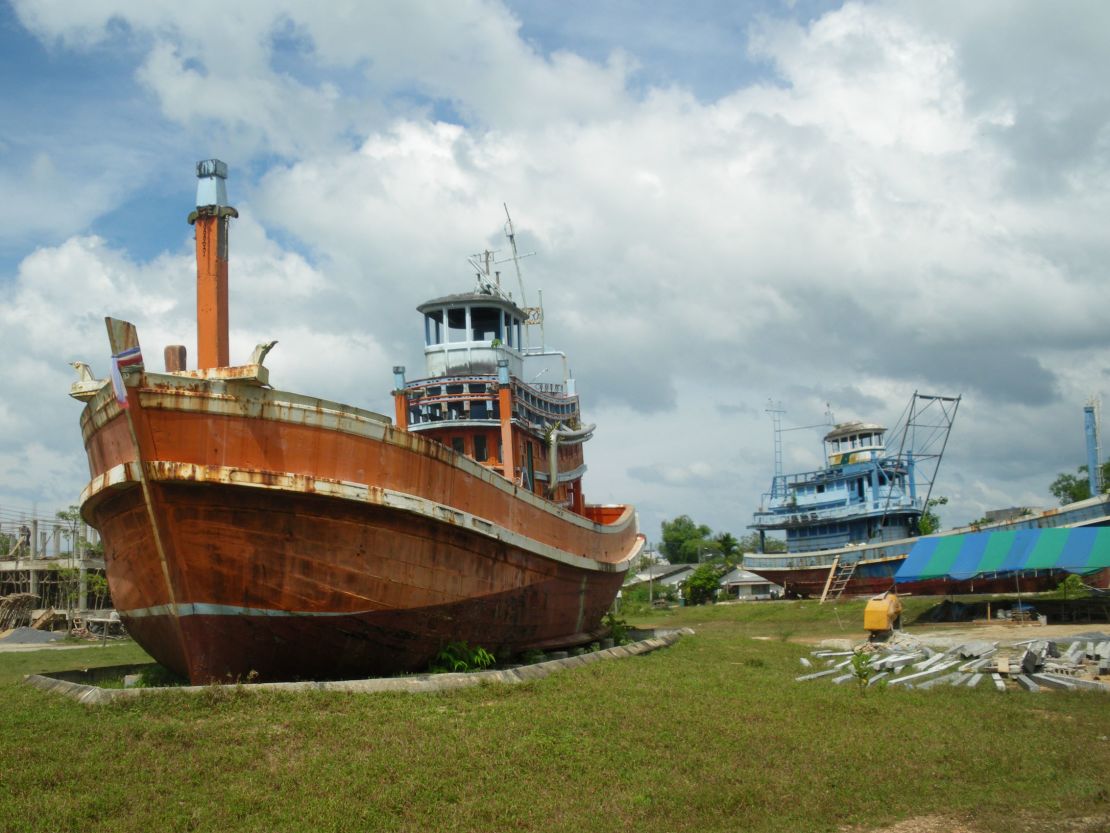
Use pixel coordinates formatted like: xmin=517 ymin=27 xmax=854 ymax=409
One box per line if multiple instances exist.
xmin=1049 ymin=462 xmax=1110 ymax=505
xmin=657 ymin=515 xmax=784 ymax=565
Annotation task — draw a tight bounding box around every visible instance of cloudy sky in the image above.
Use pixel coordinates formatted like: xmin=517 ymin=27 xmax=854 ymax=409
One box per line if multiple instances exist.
xmin=1 ymin=0 xmax=1108 ymax=545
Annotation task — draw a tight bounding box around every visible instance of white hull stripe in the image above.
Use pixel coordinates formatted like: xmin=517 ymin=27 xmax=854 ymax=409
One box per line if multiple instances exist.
xmin=83 ymin=462 xmax=641 ymax=575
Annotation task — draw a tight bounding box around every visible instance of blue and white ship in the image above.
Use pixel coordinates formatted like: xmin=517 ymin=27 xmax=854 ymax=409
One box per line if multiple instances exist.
xmin=750 ymin=419 xmax=924 ymax=554
xmin=745 ymin=394 xmax=962 ymax=599
xmin=746 ymin=394 xmax=1110 ymax=599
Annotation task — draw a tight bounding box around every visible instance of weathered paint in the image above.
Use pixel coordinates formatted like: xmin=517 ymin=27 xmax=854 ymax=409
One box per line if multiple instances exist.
xmin=79 ymin=369 xmax=641 ymax=683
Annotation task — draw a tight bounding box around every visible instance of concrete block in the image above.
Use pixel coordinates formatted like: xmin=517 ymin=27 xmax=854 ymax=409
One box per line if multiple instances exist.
xmin=1014 ymin=674 xmax=1041 ymax=692
xmin=1031 ymin=673 xmax=1074 ymax=691
xmin=917 ymin=672 xmax=961 ymax=690
xmin=1020 ymin=649 xmax=1041 ymax=676
xmin=888 ymin=659 xmax=960 ymax=687
xmin=957 ymin=640 xmax=996 ymax=659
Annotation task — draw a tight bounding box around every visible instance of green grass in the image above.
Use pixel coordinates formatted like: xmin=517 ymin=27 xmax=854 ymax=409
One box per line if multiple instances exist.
xmin=0 ymin=602 xmax=1107 ymax=833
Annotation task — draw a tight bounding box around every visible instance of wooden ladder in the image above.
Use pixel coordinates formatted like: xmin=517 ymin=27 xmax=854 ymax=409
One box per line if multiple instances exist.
xmin=820 ymin=557 xmax=857 ymax=603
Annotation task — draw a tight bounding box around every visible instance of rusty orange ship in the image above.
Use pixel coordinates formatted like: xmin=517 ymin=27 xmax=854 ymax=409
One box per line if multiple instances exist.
xmin=71 ymin=160 xmax=641 ymax=683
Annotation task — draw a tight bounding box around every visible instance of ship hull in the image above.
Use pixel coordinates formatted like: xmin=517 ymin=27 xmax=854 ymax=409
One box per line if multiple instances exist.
xmin=78 ymin=370 xmax=640 ymax=683
xmin=750 ymin=558 xmax=1063 ymax=600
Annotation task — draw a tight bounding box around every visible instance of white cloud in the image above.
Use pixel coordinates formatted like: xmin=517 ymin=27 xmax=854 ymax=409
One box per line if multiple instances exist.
xmin=4 ymin=0 xmax=1110 ymax=540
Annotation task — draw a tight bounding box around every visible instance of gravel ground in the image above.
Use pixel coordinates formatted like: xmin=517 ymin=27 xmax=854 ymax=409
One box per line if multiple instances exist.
xmin=0 ymin=626 xmax=65 ymax=644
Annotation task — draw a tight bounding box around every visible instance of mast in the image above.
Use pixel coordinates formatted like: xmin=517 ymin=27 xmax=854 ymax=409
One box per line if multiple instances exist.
xmin=766 ymin=400 xmax=785 ymax=500
xmin=188 ymin=159 xmax=238 ymax=370
xmin=502 ymin=204 xmax=544 ymax=351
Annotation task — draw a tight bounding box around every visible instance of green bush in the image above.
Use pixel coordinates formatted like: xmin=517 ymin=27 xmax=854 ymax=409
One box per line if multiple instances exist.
xmin=1049 ymin=573 xmax=1091 ymax=600
xmin=603 ymin=611 xmax=631 ymax=644
xmin=429 ymin=642 xmax=496 ymax=673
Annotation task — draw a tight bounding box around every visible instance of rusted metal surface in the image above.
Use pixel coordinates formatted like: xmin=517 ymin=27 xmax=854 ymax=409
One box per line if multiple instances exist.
xmin=85 ymin=371 xmax=631 ymax=543
xmin=85 ymin=461 xmax=633 ymax=574
xmin=79 ymin=370 xmax=641 ymax=683
xmin=88 ymin=478 xmax=634 ymax=682
xmin=163 ymin=345 xmax=187 ymax=372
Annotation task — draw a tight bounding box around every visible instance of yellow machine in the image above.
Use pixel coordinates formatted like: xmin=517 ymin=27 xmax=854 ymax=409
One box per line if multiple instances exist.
xmin=864 ymin=591 xmax=903 ymax=637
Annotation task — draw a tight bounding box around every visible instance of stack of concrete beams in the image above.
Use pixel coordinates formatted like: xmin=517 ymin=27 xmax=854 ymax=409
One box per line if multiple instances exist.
xmin=795 ymin=634 xmax=1110 ymax=693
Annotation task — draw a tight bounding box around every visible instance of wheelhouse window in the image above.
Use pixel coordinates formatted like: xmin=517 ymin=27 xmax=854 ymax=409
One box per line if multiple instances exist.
xmin=451 ymin=437 xmax=465 ymax=454
xmin=474 ymin=435 xmax=488 ymax=462
xmin=471 ymin=307 xmax=502 ymax=342
xmin=425 ymin=310 xmax=444 ymax=345
xmin=447 ymin=307 xmax=467 ymax=342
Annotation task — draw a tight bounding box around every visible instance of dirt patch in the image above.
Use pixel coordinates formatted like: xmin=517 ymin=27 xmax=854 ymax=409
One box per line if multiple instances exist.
xmin=910 ymin=622 xmax=1110 ymax=645
xmin=842 ymin=816 xmax=975 ymax=833
xmin=843 ymin=814 xmax=1110 ymax=833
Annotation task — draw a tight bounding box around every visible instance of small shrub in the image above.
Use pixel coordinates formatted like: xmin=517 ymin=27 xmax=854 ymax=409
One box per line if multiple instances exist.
xmin=136 ymin=664 xmax=186 ymax=688
xmin=429 ymin=642 xmax=496 ymax=673
xmin=849 ymin=649 xmax=873 ymax=694
xmin=603 ymin=611 xmax=631 ymax=645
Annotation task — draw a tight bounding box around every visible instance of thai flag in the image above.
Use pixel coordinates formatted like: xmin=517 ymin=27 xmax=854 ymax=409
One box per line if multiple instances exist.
xmin=110 ymin=346 xmax=143 ymax=408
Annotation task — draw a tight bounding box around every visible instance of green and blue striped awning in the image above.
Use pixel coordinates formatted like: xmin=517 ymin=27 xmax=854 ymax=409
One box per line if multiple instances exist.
xmin=896 ymin=527 xmax=1110 ymax=583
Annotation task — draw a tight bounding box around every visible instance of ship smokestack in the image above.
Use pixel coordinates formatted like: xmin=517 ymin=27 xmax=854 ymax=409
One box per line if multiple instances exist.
xmin=188 ymin=159 xmax=238 ymax=369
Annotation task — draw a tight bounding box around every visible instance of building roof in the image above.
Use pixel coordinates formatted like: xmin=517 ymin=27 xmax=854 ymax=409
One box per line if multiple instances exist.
xmin=824 ymin=421 xmax=885 ymax=442
xmin=720 ymin=567 xmax=781 ymax=587
xmin=626 ymin=563 xmax=696 ymax=586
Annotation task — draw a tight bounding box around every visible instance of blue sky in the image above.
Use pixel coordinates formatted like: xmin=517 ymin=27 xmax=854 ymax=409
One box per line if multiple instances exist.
xmin=2 ymin=0 xmax=1110 ymax=543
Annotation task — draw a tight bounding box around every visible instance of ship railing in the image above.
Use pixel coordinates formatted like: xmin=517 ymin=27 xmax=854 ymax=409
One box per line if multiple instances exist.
xmin=530 ymin=382 xmax=567 ymax=395
xmin=768 ymin=460 xmax=911 ymax=492
xmin=752 ymin=497 xmax=925 ymax=527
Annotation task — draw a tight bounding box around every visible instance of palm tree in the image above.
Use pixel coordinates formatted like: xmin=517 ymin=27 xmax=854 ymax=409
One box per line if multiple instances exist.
xmin=715 ymin=532 xmax=739 ymax=560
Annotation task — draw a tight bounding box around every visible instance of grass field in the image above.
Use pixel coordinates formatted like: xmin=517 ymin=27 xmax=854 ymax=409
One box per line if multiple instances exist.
xmin=0 ymin=599 xmax=1107 ymax=833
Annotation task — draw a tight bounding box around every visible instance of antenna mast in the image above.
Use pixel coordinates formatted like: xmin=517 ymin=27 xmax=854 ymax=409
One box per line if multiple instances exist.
xmin=766 ymin=400 xmax=785 ymax=500
xmin=503 ymin=204 xmax=543 ymax=351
